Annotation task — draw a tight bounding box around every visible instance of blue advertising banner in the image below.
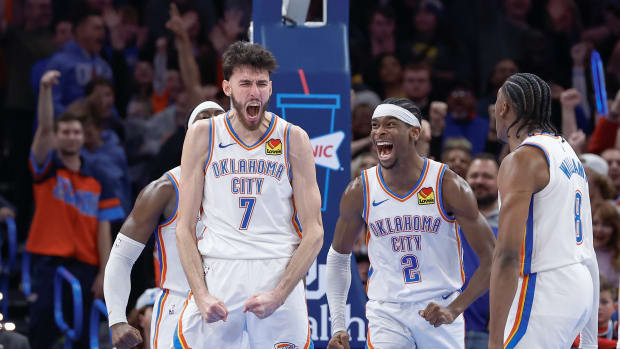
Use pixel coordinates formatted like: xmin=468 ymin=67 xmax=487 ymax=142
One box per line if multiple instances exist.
xmin=253 ymin=1 xmax=368 ymax=347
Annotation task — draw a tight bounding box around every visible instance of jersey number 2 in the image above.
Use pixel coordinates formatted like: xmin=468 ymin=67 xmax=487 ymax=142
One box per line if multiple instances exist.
xmin=239 ymin=197 xmax=256 ymax=230
xmin=575 ymin=191 xmax=583 ymax=245
xmin=401 ymin=255 xmax=421 ymax=283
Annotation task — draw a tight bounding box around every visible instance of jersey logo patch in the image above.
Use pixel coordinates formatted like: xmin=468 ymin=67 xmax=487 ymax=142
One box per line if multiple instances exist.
xmin=274 ymin=343 xmax=296 ymax=349
xmin=417 ymin=187 xmax=435 ymax=205
xmin=266 ymin=139 xmax=283 ymax=155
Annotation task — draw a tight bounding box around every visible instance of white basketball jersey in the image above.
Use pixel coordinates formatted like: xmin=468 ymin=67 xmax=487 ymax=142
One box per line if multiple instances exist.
xmin=514 ymin=133 xmax=594 ymax=274
xmin=198 ymin=113 xmax=301 ymax=259
xmin=362 ymin=159 xmax=464 ymax=303
xmin=155 ymin=166 xmax=201 ymax=294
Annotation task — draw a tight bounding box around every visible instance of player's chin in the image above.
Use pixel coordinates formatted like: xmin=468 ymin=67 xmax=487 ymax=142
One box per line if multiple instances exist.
xmin=378 ymin=158 xmax=396 ymax=169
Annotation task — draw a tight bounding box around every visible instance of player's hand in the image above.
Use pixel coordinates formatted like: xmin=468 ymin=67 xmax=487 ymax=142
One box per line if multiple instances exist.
xmin=40 ymin=70 xmax=60 ymax=89
xmin=560 ymin=88 xmax=581 ymax=108
xmin=195 ymin=293 xmax=228 ymax=323
xmin=418 ymin=302 xmax=458 ymax=327
xmin=111 ymin=322 xmax=143 ymax=349
xmin=243 ymin=289 xmax=284 ymax=319
xmin=327 ymin=330 xmax=350 ymax=349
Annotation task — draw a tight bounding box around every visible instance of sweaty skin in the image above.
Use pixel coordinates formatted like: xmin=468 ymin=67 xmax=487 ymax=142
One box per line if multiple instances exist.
xmin=327 ymin=116 xmax=495 ymax=349
xmin=176 ymin=66 xmax=323 ymax=324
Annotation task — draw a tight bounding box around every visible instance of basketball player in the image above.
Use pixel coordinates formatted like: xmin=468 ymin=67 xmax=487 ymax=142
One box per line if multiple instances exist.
xmin=488 ymin=73 xmax=598 ymax=349
xmin=174 ymin=41 xmax=323 ymax=348
xmin=103 ymin=101 xmax=224 ymax=349
xmin=326 ymin=97 xmax=495 ymax=349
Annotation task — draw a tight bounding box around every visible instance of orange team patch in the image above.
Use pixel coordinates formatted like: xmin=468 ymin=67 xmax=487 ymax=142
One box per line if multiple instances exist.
xmin=266 ymin=139 xmax=283 ymax=155
xmin=417 ymin=187 xmax=435 ymax=205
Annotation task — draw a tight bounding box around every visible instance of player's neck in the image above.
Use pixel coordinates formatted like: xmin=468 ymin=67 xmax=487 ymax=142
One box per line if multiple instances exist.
xmin=507 ymin=129 xmax=528 ymax=152
xmin=381 ymin=152 xmax=425 ymax=193
xmin=228 ymin=110 xmax=273 ymax=144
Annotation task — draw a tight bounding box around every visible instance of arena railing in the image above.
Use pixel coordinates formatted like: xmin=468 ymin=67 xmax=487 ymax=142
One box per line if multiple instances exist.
xmin=89 ymin=299 xmax=112 ymax=349
xmin=0 ymin=216 xmax=17 ymax=318
xmin=21 ymin=251 xmax=31 ymax=298
xmin=54 ymin=266 xmax=83 ymax=349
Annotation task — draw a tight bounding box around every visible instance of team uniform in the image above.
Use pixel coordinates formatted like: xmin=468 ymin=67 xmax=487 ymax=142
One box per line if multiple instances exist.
xmin=502 ymin=133 xmax=595 ymax=348
xmin=361 ymin=158 xmax=466 ymax=349
xmin=173 ymin=113 xmax=312 ymax=349
xmin=150 ymin=167 xmax=194 ymax=349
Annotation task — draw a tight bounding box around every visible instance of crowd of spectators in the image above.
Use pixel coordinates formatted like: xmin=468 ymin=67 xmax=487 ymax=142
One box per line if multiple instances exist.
xmin=1 ymin=0 xmax=620 ymax=347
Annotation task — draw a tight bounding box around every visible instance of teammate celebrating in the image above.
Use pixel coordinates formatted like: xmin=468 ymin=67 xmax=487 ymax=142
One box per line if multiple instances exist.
xmin=103 ymin=101 xmax=224 ymax=349
xmin=489 ymin=73 xmax=598 ymax=349
xmin=174 ymin=42 xmax=323 ymax=348
xmin=326 ymin=98 xmax=495 ymax=349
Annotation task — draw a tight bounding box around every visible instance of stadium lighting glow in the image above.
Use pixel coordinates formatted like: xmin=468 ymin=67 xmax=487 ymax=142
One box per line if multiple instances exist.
xmin=4 ymin=323 xmax=15 ymax=331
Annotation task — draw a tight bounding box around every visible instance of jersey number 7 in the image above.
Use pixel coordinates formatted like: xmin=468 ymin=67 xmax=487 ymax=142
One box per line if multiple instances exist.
xmin=239 ymin=197 xmax=256 ymax=230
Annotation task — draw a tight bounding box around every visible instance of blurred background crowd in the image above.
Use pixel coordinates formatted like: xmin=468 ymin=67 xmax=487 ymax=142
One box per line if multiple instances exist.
xmin=1 ymin=0 xmax=620 ymax=348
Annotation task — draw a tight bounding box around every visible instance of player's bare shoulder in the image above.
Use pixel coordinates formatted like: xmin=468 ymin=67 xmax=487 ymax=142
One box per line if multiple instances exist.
xmin=441 ymin=166 xmax=477 ymax=216
xmin=499 ymin=145 xmax=549 ymax=192
xmin=136 ymin=172 xmax=177 ymax=211
xmin=339 ymin=175 xmax=365 ymax=215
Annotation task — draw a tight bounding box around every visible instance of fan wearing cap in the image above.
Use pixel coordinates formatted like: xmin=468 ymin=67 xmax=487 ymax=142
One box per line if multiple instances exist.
xmin=103 ymin=102 xmax=225 ymax=349
xmin=126 ymin=288 xmax=160 ymax=349
xmin=326 ymin=97 xmax=495 ymax=349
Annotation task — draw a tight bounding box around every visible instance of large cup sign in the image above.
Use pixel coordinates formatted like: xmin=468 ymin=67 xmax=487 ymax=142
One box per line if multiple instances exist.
xmin=277 ymin=93 xmax=343 ymax=211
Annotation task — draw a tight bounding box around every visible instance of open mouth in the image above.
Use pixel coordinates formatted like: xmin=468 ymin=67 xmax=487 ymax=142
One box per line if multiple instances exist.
xmin=246 ymin=101 xmax=261 ymax=120
xmin=376 ymin=141 xmax=394 ymax=161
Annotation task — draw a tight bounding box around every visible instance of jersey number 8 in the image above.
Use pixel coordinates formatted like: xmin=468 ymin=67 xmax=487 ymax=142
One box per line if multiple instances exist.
xmin=575 ymin=191 xmax=583 ymax=245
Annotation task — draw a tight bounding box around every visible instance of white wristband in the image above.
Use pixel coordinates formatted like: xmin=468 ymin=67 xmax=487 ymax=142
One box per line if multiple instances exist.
xmin=326 ymin=246 xmax=352 ymax=336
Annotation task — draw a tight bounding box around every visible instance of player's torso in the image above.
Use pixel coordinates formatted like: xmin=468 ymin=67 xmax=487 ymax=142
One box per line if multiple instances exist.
xmin=199 ymin=113 xmax=301 ymax=259
xmin=155 ymin=166 xmax=193 ymax=294
xmin=362 ymin=159 xmax=464 ymax=303
xmin=516 ymin=133 xmax=593 ymax=274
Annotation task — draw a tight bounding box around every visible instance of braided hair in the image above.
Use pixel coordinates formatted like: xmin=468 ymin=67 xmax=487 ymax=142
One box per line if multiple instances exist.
xmin=500 ymin=73 xmax=557 ymax=138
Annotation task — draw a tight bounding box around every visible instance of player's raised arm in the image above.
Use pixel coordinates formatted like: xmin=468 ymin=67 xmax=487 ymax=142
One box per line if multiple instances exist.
xmin=104 ymin=176 xmax=174 ymax=349
xmin=419 ymin=169 xmax=496 ymax=327
xmin=177 ymin=119 xmax=228 ymax=323
xmin=488 ymin=146 xmax=548 ymax=349
xmin=243 ymin=125 xmax=324 ymax=318
xmin=326 ymin=176 xmax=366 ymax=349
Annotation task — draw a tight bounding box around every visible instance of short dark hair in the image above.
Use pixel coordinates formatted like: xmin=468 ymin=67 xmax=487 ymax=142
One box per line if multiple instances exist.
xmin=380 ymin=97 xmax=422 ymax=125
xmin=370 ymin=5 xmax=395 ymax=23
xmin=222 ymin=42 xmax=278 ymax=80
xmin=404 ymin=63 xmax=432 ymax=76
xmin=500 ymin=72 xmax=557 ymax=138
xmin=72 ymin=9 xmax=102 ymax=29
xmin=85 ymin=77 xmax=113 ymax=96
xmin=82 ymin=112 xmax=104 ymax=130
xmin=600 ymin=277 xmax=617 ymax=300
xmin=54 ymin=112 xmax=83 ymax=132
xmin=472 ymin=152 xmax=499 ymax=166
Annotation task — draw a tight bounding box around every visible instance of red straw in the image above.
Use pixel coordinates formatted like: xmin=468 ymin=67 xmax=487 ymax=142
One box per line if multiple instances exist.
xmin=298 ymin=69 xmax=310 ymax=95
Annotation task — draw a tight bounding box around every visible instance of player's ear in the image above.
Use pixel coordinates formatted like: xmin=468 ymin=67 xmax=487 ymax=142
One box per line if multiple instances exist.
xmin=268 ymin=80 xmax=273 ymax=96
xmin=410 ymin=126 xmax=421 ymax=141
xmin=223 ymin=80 xmax=232 ymax=97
